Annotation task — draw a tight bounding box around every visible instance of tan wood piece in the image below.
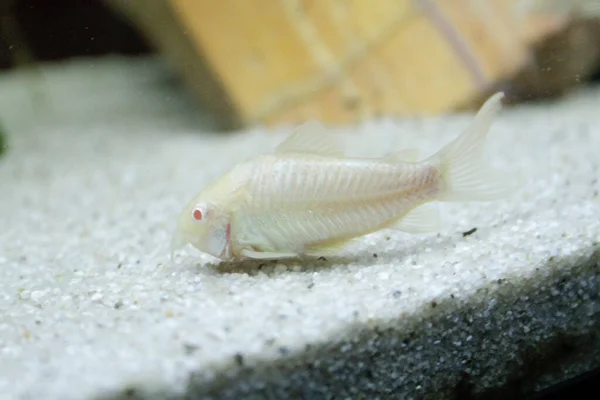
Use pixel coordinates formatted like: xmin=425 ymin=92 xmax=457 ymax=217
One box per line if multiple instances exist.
xmin=106 ymin=0 xmax=569 ymax=130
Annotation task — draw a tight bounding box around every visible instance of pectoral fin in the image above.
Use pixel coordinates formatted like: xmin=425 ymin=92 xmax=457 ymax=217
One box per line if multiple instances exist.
xmin=304 ymin=237 xmax=356 ymax=257
xmin=240 ymin=249 xmax=300 ymax=260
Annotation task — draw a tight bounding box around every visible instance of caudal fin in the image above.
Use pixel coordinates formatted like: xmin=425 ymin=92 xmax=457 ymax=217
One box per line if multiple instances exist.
xmin=429 ymin=92 xmax=518 ymax=202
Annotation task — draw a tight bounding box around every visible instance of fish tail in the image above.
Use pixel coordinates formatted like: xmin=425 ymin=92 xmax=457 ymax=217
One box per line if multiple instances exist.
xmin=428 ymin=92 xmax=518 ymax=202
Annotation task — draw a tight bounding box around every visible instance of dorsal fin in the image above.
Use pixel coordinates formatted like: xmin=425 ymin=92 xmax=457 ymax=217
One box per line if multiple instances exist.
xmin=384 ymin=148 xmax=421 ymax=162
xmin=275 ymin=120 xmax=344 ymax=156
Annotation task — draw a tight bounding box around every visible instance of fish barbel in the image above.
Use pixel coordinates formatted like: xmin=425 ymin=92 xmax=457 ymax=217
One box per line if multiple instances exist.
xmin=172 ymin=92 xmax=516 ymax=261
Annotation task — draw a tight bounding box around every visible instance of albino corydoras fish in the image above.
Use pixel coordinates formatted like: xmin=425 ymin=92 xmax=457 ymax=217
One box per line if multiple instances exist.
xmin=171 ymin=92 xmax=515 ymax=262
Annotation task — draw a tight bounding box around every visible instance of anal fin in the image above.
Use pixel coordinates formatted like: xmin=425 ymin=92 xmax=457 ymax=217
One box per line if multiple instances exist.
xmin=389 ymin=203 xmax=442 ymax=233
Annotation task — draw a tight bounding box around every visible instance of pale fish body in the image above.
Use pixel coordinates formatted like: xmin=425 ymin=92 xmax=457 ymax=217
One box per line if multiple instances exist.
xmin=172 ymin=92 xmax=515 ymax=261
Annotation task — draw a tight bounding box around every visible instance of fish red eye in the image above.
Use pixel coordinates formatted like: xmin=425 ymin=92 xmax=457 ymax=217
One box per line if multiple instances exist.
xmin=192 ymin=208 xmax=203 ymax=221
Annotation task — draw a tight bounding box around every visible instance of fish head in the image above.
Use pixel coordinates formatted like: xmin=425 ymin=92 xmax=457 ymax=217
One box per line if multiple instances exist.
xmin=171 ymin=194 xmax=231 ymax=261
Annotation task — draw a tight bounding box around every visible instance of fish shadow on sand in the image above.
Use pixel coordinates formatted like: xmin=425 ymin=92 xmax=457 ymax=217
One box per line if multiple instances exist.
xmin=211 ymin=253 xmax=362 ymax=275
xmin=202 ymin=230 xmax=472 ymax=276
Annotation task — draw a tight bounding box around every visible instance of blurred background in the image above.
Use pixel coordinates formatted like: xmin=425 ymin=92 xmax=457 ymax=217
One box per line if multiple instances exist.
xmin=0 ymin=0 xmax=599 ymax=135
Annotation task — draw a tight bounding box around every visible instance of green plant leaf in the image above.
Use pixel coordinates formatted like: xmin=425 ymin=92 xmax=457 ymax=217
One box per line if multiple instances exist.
xmin=0 ymin=122 xmax=6 ymax=157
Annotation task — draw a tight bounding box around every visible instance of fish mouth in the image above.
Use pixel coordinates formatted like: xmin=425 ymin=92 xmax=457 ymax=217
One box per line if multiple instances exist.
xmin=170 ymin=229 xmax=187 ymax=262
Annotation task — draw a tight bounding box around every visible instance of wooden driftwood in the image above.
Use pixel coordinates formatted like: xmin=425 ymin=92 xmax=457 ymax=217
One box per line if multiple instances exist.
xmin=106 ymin=0 xmax=587 ymax=130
